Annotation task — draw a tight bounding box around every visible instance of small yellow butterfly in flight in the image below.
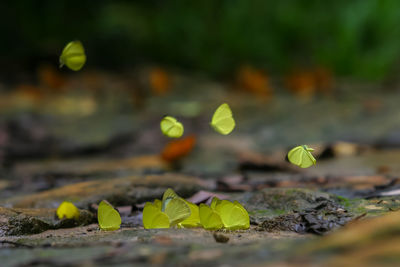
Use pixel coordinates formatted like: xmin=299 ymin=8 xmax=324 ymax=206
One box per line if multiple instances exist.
xmin=59 ymin=41 xmax=86 ymax=71
xmin=56 ymin=201 xmax=80 ymax=220
xmin=98 ymin=200 xmax=121 ymax=231
xmin=287 ymin=145 xmax=316 ymax=168
xmin=160 ymin=116 xmax=184 ymax=138
xmin=210 ymin=103 xmax=235 ymax=135
xmin=142 ymin=188 xmax=191 ymax=229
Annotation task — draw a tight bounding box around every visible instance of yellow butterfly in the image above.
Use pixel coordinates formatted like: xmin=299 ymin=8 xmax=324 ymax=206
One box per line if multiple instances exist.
xmin=59 ymin=41 xmax=86 ymax=71
xmin=200 ymin=197 xmax=249 ymax=230
xmin=210 ymin=196 xmax=222 ymax=209
xmin=199 ymin=203 xmax=224 ymax=230
xmin=143 ymin=200 xmax=170 ymax=229
xmin=161 ymin=188 xmax=191 ymax=226
xmin=142 ymin=188 xmax=191 ymax=229
xmin=56 ymin=201 xmax=80 ymax=220
xmin=160 ymin=116 xmax=184 ymax=138
xmin=288 ymin=145 xmax=316 ymax=168
xmin=210 ymin=103 xmax=235 ymax=135
xmin=98 ymin=200 xmax=121 ymax=231
xmin=178 ymin=200 xmax=201 ymax=228
xmin=215 ymin=200 xmax=250 ymax=230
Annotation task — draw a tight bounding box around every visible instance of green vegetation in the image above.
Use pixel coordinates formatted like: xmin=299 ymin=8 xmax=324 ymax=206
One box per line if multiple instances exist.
xmin=2 ymin=0 xmax=400 ymax=80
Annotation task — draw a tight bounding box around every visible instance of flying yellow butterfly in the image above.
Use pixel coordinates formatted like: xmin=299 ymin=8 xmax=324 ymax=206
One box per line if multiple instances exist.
xmin=98 ymin=200 xmax=121 ymax=231
xmin=215 ymin=200 xmax=250 ymax=230
xmin=59 ymin=41 xmax=86 ymax=71
xmin=160 ymin=116 xmax=184 ymax=138
xmin=210 ymin=103 xmax=235 ymax=135
xmin=56 ymin=201 xmax=80 ymax=220
xmin=288 ymin=145 xmax=316 ymax=168
xmin=142 ymin=188 xmax=191 ymax=229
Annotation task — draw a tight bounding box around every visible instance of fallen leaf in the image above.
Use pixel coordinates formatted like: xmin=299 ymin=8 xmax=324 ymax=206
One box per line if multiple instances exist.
xmin=285 ymin=69 xmax=316 ymax=98
xmin=314 ymin=67 xmax=334 ymax=95
xmin=236 ymin=65 xmax=272 ymax=98
xmin=285 ymin=66 xmax=335 ymax=98
xmin=149 ymin=67 xmax=171 ymax=96
xmin=161 ymin=135 xmax=196 ymax=162
xmin=186 ymin=190 xmax=229 ymax=204
xmin=37 ymin=64 xmax=66 ymax=91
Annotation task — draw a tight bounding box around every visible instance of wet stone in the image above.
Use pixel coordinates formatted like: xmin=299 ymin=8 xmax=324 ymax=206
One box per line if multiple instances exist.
xmin=0 ymin=207 xmax=95 ymax=236
xmin=257 ymin=198 xmax=352 ymax=235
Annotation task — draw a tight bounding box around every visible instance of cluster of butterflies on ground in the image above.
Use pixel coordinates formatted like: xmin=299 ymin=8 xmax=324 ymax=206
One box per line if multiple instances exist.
xmin=56 ymin=41 xmax=317 ymax=230
xmin=56 ymin=188 xmax=249 ymax=231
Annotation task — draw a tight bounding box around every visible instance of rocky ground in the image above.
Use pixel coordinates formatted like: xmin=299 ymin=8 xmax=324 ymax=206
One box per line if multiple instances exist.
xmin=1 ymin=71 xmax=400 ymax=266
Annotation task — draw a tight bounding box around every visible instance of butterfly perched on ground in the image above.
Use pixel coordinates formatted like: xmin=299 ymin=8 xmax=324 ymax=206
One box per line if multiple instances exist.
xmin=287 ymin=145 xmax=316 ymax=168
xmin=215 ymin=200 xmax=249 ymax=230
xmin=143 ymin=188 xmax=191 ymax=229
xmin=199 ymin=203 xmax=224 ymax=230
xmin=59 ymin=41 xmax=86 ymax=71
xmin=143 ymin=200 xmax=170 ymax=229
xmin=56 ymin=201 xmax=80 ymax=220
xmin=178 ymin=200 xmax=201 ymax=228
xmin=160 ymin=116 xmax=184 ymax=138
xmin=210 ymin=103 xmax=235 ymax=135
xmin=199 ymin=197 xmax=249 ymax=230
xmin=97 ymin=200 xmax=121 ymax=231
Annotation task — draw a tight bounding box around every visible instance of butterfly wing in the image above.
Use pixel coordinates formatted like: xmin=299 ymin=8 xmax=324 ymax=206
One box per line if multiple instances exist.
xmin=288 ymin=146 xmax=304 ymax=166
xmin=211 ymin=117 xmax=235 ymax=135
xmin=304 ymin=145 xmax=315 ymax=152
xmin=212 ymin=103 xmax=232 ymax=122
xmin=162 ymin=188 xmax=179 ymax=201
xmin=164 ymin=198 xmax=191 ymax=226
xmin=167 ymin=122 xmax=184 ymax=138
xmin=162 ymin=188 xmax=179 ymax=212
xmin=216 ymin=200 xmax=249 ymax=230
xmin=199 ymin=204 xmax=224 ymax=230
xmin=60 ymin=41 xmax=86 ymax=71
xmin=178 ymin=201 xmax=201 ymax=228
xmin=143 ymin=202 xmax=170 ymax=229
xmin=300 ymin=150 xmax=316 ymax=168
xmin=98 ymin=200 xmax=121 ymax=231
xmin=232 ymin=201 xmax=250 ymax=229
xmin=210 ymin=197 xmax=222 ymax=210
xmin=154 ymin=199 xmax=163 ymax=209
xmin=211 ymin=103 xmax=235 ymax=135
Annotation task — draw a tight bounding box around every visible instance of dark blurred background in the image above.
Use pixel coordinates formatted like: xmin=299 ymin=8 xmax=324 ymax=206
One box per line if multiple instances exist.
xmin=2 ymin=0 xmax=400 ymax=167
xmin=2 ymin=0 xmax=400 ymax=81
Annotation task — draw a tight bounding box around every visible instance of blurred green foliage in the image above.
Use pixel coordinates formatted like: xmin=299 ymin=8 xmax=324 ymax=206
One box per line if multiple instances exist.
xmin=2 ymin=0 xmax=400 ymax=80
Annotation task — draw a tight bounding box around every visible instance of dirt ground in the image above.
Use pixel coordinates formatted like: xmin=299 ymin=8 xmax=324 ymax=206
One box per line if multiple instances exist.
xmin=1 ymin=71 xmax=400 ymax=266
